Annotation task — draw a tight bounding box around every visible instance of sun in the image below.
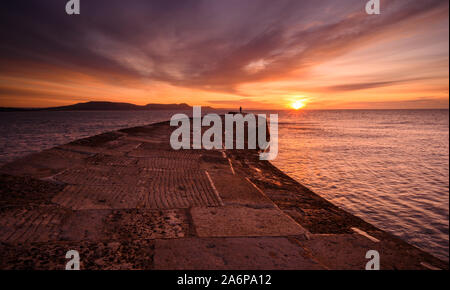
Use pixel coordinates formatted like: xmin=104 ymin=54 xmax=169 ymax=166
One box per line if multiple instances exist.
xmin=291 ymin=100 xmax=306 ymax=110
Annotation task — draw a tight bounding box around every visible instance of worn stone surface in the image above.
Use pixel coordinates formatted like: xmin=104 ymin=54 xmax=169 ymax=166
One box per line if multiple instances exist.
xmin=0 ymin=120 xmax=447 ymax=270
xmin=154 ymin=237 xmax=324 ymax=270
xmin=0 ymin=148 xmax=87 ymax=178
xmin=300 ymin=233 xmax=449 ymax=270
xmin=0 ymin=174 xmax=65 ymax=207
xmin=207 ymin=171 xmax=275 ymax=208
xmin=191 ymin=206 xmax=308 ymax=238
xmin=0 ymin=206 xmax=68 ymax=244
xmin=0 ymin=240 xmax=155 ymax=270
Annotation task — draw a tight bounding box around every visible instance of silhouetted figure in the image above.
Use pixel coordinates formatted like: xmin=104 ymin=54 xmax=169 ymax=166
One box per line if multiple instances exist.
xmin=239 ymin=106 xmax=242 ymax=113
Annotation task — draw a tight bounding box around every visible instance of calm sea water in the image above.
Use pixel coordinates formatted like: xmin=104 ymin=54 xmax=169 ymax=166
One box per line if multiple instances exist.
xmin=0 ymin=109 xmax=448 ymax=260
xmin=271 ymin=109 xmax=449 ymax=261
xmin=0 ymin=110 xmax=192 ymax=164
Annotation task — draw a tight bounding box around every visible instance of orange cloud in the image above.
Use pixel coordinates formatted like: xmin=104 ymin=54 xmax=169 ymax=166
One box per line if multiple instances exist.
xmin=0 ymin=0 xmax=448 ymax=109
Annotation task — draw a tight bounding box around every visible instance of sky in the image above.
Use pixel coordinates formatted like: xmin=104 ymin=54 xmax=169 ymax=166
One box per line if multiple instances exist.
xmin=0 ymin=0 xmax=448 ymax=109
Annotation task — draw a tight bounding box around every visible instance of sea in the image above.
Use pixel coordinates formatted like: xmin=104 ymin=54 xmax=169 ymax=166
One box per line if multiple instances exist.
xmin=0 ymin=109 xmax=448 ymax=261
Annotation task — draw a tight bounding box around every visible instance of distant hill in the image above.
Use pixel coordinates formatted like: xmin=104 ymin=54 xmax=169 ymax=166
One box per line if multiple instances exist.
xmin=0 ymin=101 xmax=210 ymax=112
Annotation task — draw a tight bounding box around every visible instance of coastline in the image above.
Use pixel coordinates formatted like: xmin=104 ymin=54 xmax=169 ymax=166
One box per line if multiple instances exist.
xmin=0 ymin=120 xmax=447 ymax=270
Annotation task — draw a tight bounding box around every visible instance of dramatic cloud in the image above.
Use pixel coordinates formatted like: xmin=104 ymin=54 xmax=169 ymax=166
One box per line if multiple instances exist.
xmin=0 ymin=0 xmax=448 ymax=108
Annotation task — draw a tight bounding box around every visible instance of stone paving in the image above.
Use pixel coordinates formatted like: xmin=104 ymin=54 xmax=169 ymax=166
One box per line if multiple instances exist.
xmin=0 ymin=121 xmax=447 ymax=270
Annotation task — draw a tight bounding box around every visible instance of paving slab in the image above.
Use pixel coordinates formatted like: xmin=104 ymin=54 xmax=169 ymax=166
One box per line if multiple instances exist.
xmin=0 ymin=148 xmax=87 ymax=178
xmin=53 ymin=165 xmax=141 ymax=186
xmin=0 ymin=206 xmax=67 ymax=244
xmin=207 ymin=171 xmax=275 ymax=209
xmin=51 ymin=184 xmax=145 ymax=210
xmin=60 ymin=209 xmax=189 ymax=242
xmin=191 ymin=206 xmax=308 ymax=238
xmin=104 ymin=209 xmax=189 ymax=240
xmin=86 ymin=154 xmax=139 ymax=167
xmin=0 ymin=239 xmax=155 ymax=270
xmin=154 ymin=237 xmax=324 ymax=270
xmin=0 ymin=174 xmax=65 ymax=207
xmin=52 ymin=169 xmax=222 ymax=210
xmin=300 ymin=233 xmax=449 ymax=270
xmin=137 ymin=156 xmax=200 ymax=170
xmin=142 ymin=169 xmax=223 ymax=209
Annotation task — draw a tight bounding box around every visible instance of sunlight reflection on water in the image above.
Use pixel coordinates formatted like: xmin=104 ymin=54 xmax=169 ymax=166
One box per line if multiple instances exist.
xmin=271 ymin=109 xmax=449 ymax=261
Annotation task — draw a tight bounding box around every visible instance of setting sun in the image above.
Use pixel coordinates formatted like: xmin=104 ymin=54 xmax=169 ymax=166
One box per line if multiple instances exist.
xmin=291 ymin=100 xmax=306 ymax=110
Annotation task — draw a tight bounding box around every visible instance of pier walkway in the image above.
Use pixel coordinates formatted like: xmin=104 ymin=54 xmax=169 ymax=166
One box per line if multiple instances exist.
xmin=0 ymin=121 xmax=447 ymax=270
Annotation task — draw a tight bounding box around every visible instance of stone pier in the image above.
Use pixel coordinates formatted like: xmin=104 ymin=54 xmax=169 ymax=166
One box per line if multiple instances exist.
xmin=0 ymin=121 xmax=447 ymax=270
